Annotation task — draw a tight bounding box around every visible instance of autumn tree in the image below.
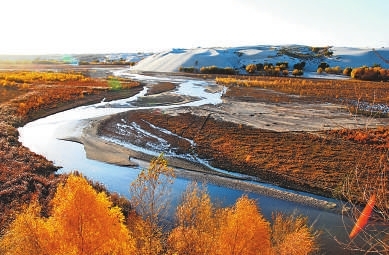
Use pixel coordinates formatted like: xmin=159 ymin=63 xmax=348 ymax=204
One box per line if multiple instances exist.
xmin=343 ymin=67 xmax=352 ymax=76
xmin=246 ymin=64 xmax=257 ymax=74
xmin=271 ymin=213 xmax=318 ymax=255
xmin=167 ymin=182 xmax=218 ymax=255
xmin=293 ymin=61 xmax=305 ymax=70
xmin=318 ymin=62 xmax=329 ymax=70
xmin=129 ymin=154 xmax=175 ymax=255
xmin=0 ymin=174 xmax=135 ymax=255
xmin=169 ymin=183 xmax=286 ymax=255
xmin=168 ymin=183 xmax=318 ymax=255
xmin=216 ymin=196 xmax=272 ymax=255
xmin=292 ymin=69 xmax=303 ymax=77
xmin=0 ymin=201 xmax=49 ymax=255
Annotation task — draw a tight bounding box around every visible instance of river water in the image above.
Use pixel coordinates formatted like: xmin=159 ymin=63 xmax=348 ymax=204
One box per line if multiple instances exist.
xmin=19 ymin=70 xmax=359 ymax=254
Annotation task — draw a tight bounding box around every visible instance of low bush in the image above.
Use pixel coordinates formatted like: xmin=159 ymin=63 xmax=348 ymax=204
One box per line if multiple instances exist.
xmin=324 ymin=66 xmax=342 ymax=74
xmin=276 ymin=62 xmax=289 ymax=70
xmin=179 ymin=66 xmax=199 ymax=73
xmin=199 ymin=66 xmax=236 ymax=75
xmin=318 ymin=62 xmax=329 ymax=69
xmin=245 ymin=64 xmax=257 ymax=74
xmin=343 ymin=67 xmax=352 ymax=76
xmin=293 ymin=62 xmax=306 ymax=70
xmin=292 ymin=69 xmax=303 ymax=76
xmin=351 ymin=66 xmax=389 ymax=81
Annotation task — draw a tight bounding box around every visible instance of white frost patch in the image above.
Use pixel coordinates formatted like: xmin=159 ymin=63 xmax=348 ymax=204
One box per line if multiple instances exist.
xmin=144 ymin=121 xmax=195 ymax=146
xmin=102 ymin=136 xmax=160 ymax=157
xmin=130 ymin=122 xmax=168 ymax=146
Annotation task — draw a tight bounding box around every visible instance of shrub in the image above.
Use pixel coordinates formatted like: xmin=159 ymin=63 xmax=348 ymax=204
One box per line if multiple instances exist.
xmin=263 ymin=65 xmax=281 ymax=76
xmin=317 ymin=67 xmax=323 ymax=74
xmin=343 ymin=67 xmax=352 ymax=76
xmin=256 ymin=63 xmax=264 ymax=70
xmin=318 ymin=62 xmax=329 ymax=69
xmin=179 ymin=66 xmax=198 ymax=73
xmin=276 ymin=62 xmax=289 ymax=70
xmin=200 ymin=66 xmax=236 ymax=75
xmin=350 ymin=66 xmax=389 ymax=81
xmin=351 ymin=67 xmax=363 ymax=79
xmin=293 ymin=62 xmax=306 ymax=70
xmin=245 ymin=64 xmax=257 ymax=74
xmin=324 ymin=66 xmax=342 ymax=74
xmin=362 ymin=68 xmax=380 ymax=80
xmin=292 ymin=69 xmax=303 ymax=76
xmin=379 ymin=68 xmax=389 ymax=81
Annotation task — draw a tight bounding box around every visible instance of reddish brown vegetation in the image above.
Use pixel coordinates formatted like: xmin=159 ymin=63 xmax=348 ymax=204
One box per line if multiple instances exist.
xmin=217 ymin=76 xmax=389 ymax=111
xmin=351 ymin=66 xmax=389 ymax=81
xmin=0 ymin=70 xmax=142 ymax=235
xmin=0 ymin=120 xmax=60 ymax=234
xmin=329 ymin=126 xmax=389 ymax=149
xmin=100 ymin=110 xmax=388 ymax=202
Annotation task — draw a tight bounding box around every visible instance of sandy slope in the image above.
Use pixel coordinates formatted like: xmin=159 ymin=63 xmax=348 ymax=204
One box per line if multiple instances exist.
xmin=132 ymin=45 xmax=389 ymax=73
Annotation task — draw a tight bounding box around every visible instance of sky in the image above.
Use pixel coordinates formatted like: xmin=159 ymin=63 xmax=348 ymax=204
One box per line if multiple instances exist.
xmin=0 ymin=0 xmax=388 ymax=54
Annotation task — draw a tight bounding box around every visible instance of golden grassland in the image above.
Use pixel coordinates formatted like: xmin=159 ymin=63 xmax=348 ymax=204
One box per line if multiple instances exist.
xmin=216 ymin=75 xmax=389 ymax=106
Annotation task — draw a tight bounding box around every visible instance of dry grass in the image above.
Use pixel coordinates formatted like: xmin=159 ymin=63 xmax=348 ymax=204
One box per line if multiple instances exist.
xmin=0 ymin=69 xmax=143 ymax=236
xmin=99 ymin=72 xmax=389 ymax=206
xmin=216 ymin=76 xmax=389 ymax=108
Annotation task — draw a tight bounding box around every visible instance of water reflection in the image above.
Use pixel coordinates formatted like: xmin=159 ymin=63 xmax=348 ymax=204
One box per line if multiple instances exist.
xmin=19 ymin=71 xmax=355 ymax=254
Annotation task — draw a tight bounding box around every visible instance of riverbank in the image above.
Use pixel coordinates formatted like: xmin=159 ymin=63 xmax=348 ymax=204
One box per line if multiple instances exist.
xmin=92 ymin=74 xmax=389 ymax=207
xmin=62 ymin=114 xmax=339 ymax=211
xmin=8 ymin=68 xmax=389 ymax=213
xmin=0 ymin=67 xmax=147 ymax=231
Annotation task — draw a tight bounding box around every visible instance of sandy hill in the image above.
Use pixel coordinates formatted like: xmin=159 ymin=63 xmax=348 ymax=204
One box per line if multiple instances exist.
xmin=131 ymin=45 xmax=389 ymax=74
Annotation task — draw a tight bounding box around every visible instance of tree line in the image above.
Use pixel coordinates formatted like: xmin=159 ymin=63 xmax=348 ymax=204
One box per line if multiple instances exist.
xmin=0 ymin=155 xmax=318 ymax=255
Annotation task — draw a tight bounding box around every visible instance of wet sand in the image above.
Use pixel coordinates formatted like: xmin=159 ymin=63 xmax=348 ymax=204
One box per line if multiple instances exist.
xmin=65 ymin=115 xmax=339 ymax=211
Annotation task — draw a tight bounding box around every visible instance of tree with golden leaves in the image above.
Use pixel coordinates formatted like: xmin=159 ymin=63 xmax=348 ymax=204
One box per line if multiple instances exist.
xmin=271 ymin=213 xmax=318 ymax=255
xmin=167 ymin=182 xmax=218 ymax=255
xmin=129 ymin=154 xmax=175 ymax=255
xmin=0 ymin=202 xmax=50 ymax=255
xmin=246 ymin=64 xmax=257 ymax=74
xmin=216 ymin=195 xmax=272 ymax=255
xmin=0 ymin=174 xmax=135 ymax=255
xmin=168 ymin=183 xmax=318 ymax=255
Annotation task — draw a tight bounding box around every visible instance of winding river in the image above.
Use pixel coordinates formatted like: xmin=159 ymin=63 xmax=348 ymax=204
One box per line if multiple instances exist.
xmin=19 ymin=70 xmax=357 ymax=254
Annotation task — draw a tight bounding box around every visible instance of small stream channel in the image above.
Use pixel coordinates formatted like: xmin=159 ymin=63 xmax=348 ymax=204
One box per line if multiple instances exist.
xmin=19 ymin=70 xmax=359 ymax=254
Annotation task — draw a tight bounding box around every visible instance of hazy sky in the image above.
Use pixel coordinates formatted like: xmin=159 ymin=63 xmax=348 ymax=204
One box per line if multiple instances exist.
xmin=0 ymin=0 xmax=388 ymax=54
